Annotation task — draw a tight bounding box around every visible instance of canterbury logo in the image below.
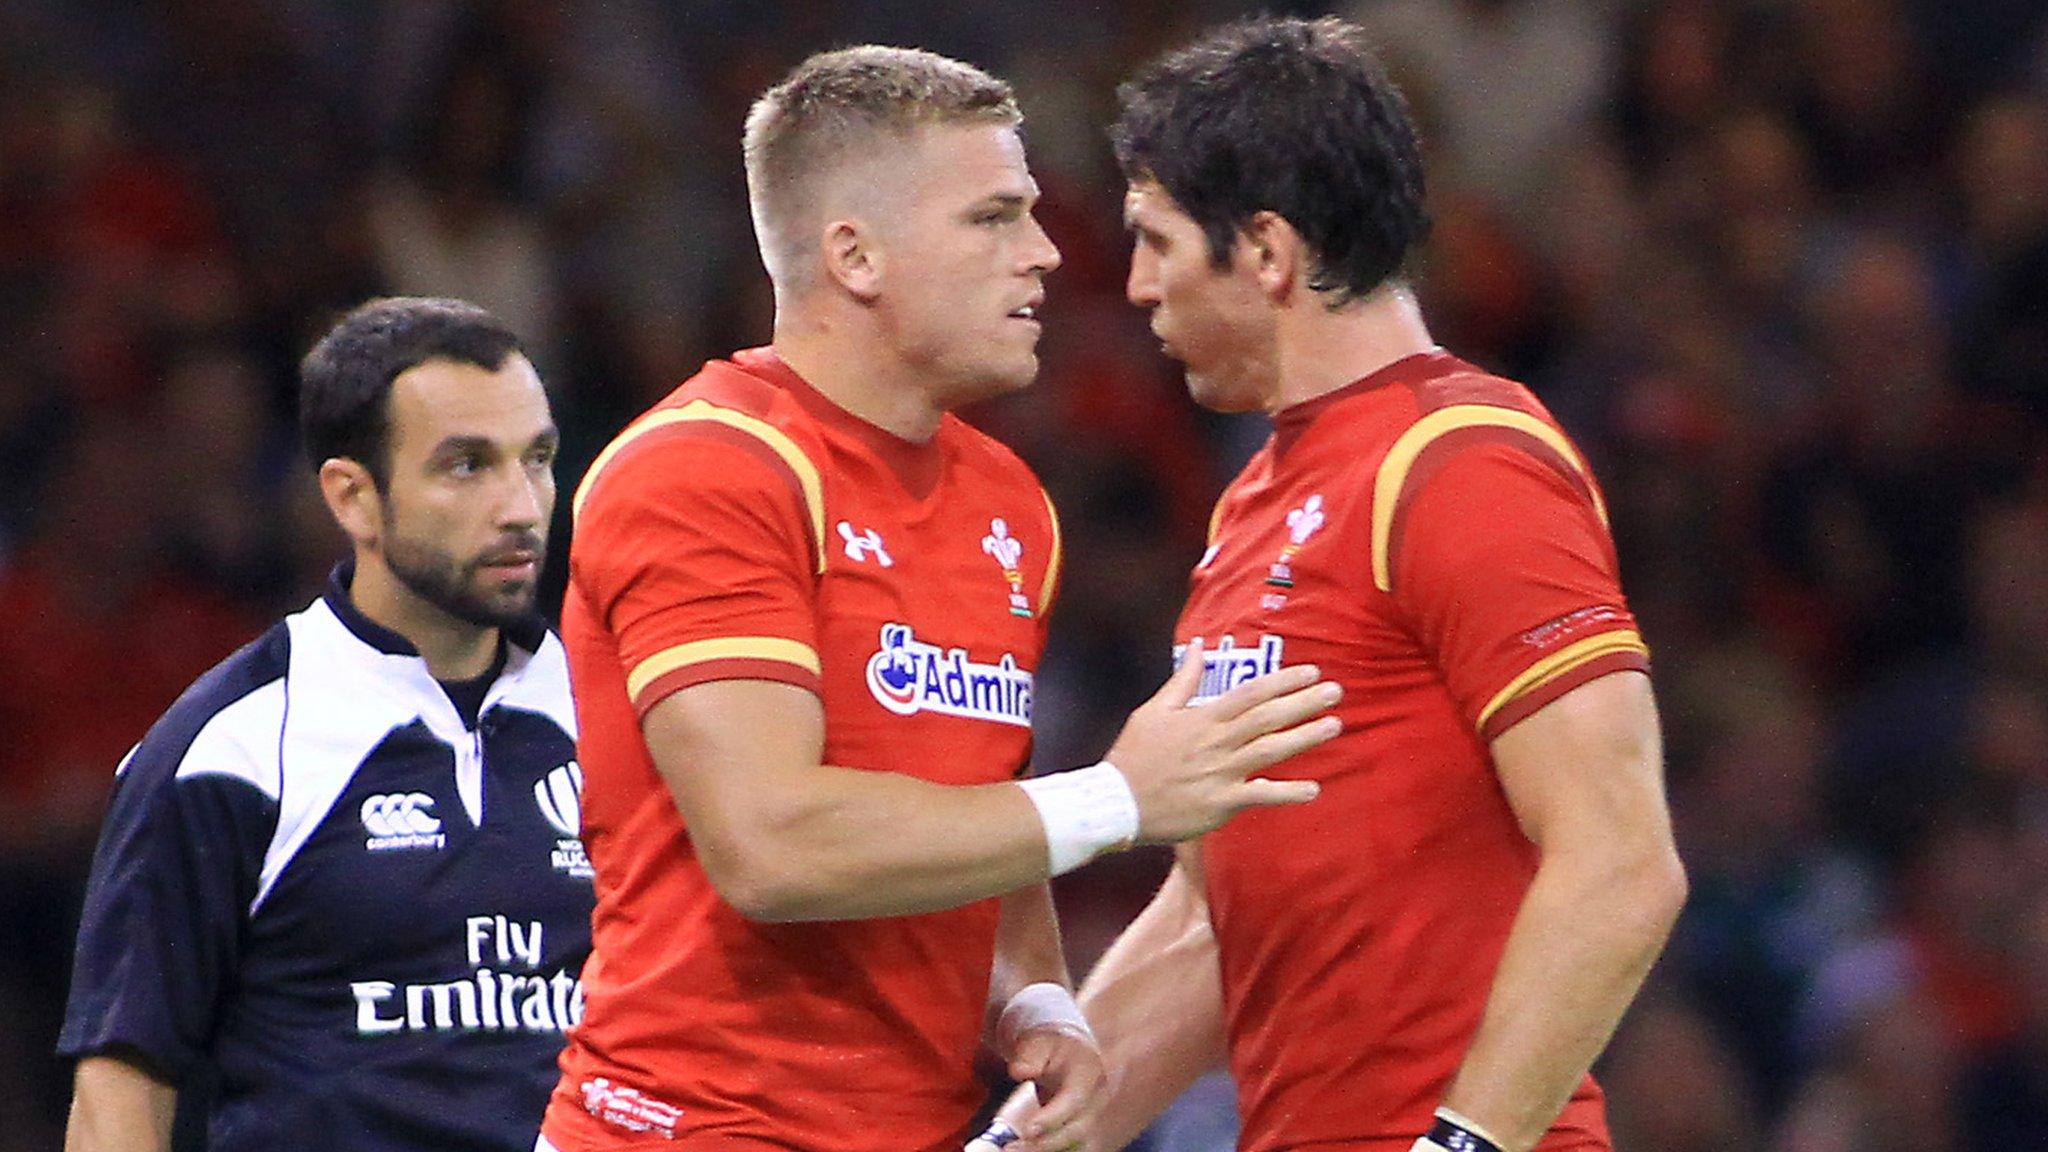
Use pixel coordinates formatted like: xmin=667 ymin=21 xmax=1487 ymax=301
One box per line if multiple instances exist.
xmin=360 ymin=795 xmax=440 ymax=840
xmin=534 ymin=763 xmax=584 ymax=838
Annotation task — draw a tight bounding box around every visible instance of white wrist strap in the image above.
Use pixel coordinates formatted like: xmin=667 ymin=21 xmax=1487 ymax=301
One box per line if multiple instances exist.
xmin=964 ymin=1118 xmax=1021 ymax=1152
xmin=1015 ymin=761 xmax=1139 ymax=877
xmin=996 ymin=982 xmax=1096 ymax=1058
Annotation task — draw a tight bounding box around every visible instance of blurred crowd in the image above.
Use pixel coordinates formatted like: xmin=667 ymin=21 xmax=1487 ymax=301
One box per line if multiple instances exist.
xmin=3 ymin=1 xmax=2047 ymax=1150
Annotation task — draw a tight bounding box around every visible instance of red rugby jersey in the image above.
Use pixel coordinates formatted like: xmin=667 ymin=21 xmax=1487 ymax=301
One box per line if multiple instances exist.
xmin=543 ymin=349 xmax=1059 ymax=1152
xmin=1176 ymin=350 xmax=1648 ymax=1152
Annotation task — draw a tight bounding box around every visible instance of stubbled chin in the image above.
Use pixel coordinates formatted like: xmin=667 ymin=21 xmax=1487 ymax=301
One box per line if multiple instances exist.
xmin=1184 ymin=369 xmax=1258 ymax=414
xmin=964 ymin=358 xmax=1039 ymax=401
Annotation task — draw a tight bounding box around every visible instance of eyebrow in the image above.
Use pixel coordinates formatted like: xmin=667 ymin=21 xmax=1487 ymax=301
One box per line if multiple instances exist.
xmin=430 ymin=426 xmax=560 ymax=457
xmin=431 ymin=435 xmax=497 ymax=457
xmin=972 ymin=193 xmax=1030 ymax=214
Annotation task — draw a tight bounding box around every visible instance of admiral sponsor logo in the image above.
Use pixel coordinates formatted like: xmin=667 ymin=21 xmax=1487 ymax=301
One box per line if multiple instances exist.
xmin=581 ymin=1078 xmax=684 ymax=1140
xmin=1173 ymin=634 xmax=1286 ymax=705
xmin=350 ymin=916 xmax=582 ymax=1035
xmin=534 ymin=762 xmax=594 ymax=879
xmin=864 ymin=623 xmax=1033 ymax=727
xmin=1518 ymin=604 xmax=1629 ymax=649
xmin=360 ymin=792 xmax=444 ymax=852
xmin=981 ymin=517 xmax=1035 ymax=618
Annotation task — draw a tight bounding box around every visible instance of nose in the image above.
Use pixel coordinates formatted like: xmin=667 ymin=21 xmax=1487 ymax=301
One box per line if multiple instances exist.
xmin=1025 ymin=213 xmax=1062 ymax=276
xmin=499 ymin=464 xmax=550 ymax=529
xmin=1126 ymin=247 xmax=1159 ymax=308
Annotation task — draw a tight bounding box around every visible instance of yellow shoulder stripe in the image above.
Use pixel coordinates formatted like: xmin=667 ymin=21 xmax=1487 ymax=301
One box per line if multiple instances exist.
xmin=573 ymin=399 xmax=828 ymax=575
xmin=1038 ymin=489 xmax=1063 ymax=616
xmin=1372 ymin=405 xmax=1605 ymax=593
xmin=628 ymin=636 xmax=822 ymax=701
xmin=1475 ymin=629 xmax=1646 ymax=735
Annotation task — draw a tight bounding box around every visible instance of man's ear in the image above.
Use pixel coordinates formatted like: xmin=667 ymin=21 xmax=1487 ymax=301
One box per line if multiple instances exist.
xmin=1241 ymin=210 xmax=1304 ymax=302
xmin=318 ymin=458 xmax=383 ymax=549
xmin=822 ymin=218 xmax=884 ymax=302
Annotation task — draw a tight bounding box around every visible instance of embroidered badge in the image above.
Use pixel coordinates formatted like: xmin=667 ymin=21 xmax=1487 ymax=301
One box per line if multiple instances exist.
xmin=982 ymin=518 xmax=1034 ymax=618
xmin=1267 ymin=494 xmax=1326 ymax=588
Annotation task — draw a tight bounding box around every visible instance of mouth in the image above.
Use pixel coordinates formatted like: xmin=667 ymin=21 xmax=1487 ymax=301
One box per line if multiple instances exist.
xmin=1007 ymin=300 xmax=1043 ymax=324
xmin=478 ymin=546 xmax=540 ymax=580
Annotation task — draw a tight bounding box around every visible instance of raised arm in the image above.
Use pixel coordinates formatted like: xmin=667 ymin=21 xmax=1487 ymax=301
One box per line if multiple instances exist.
xmin=582 ymin=417 xmax=1340 ymax=923
xmin=643 ymin=645 xmax=1340 ymax=922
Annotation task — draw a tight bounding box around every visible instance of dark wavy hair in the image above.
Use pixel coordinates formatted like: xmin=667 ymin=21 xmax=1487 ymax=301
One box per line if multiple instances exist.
xmin=1112 ymin=16 xmax=1432 ymax=306
xmin=299 ymin=297 xmax=523 ymax=489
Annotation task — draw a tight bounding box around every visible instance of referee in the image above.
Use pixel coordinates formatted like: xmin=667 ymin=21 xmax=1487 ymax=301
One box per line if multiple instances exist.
xmin=59 ymin=298 xmax=593 ymax=1152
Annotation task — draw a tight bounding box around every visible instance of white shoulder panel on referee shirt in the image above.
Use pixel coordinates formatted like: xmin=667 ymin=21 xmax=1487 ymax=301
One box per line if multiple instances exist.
xmin=490 ymin=632 xmax=577 ymax=741
xmin=254 ymin=602 xmax=422 ymax=914
xmin=172 ymin=678 xmax=288 ymax=799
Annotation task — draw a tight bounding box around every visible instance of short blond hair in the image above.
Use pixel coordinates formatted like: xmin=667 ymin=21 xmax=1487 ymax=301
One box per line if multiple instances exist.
xmin=743 ymin=46 xmax=1021 ymax=289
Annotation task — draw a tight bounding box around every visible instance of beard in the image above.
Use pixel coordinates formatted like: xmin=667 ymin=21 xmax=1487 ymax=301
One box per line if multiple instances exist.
xmin=382 ymin=526 xmax=542 ymax=630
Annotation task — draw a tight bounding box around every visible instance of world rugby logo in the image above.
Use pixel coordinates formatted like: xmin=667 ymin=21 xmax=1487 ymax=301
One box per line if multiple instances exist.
xmin=863 ymin=623 xmax=1033 ymax=727
xmin=534 ymin=763 xmax=594 ymax=880
xmin=533 ymin=762 xmax=583 ymax=838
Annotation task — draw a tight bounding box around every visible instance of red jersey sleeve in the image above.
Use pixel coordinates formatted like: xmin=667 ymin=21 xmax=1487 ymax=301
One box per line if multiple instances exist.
xmin=572 ymin=423 xmax=822 ymax=716
xmin=1384 ymin=435 xmax=1649 ymax=742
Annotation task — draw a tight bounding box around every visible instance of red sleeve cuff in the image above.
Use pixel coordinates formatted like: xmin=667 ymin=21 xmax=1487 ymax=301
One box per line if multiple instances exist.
xmin=632 ymin=658 xmax=823 ymax=718
xmin=626 ymin=637 xmax=823 ymax=716
xmin=1475 ymin=628 xmax=1650 ymax=742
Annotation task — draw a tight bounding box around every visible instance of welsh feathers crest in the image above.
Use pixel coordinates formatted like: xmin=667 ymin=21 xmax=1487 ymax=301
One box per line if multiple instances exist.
xmin=1286 ymin=495 xmax=1326 ymax=545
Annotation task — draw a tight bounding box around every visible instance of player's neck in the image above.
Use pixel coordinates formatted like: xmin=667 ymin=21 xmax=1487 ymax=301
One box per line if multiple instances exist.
xmin=771 ymin=315 xmax=946 ymax=443
xmin=1264 ymin=282 xmax=1436 ymax=413
xmin=348 ymin=555 xmax=502 ymax=681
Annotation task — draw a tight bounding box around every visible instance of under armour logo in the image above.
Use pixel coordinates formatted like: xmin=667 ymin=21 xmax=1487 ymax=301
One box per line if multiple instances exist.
xmin=838 ymin=521 xmax=893 ymax=567
xmin=361 ymin=792 xmax=445 ymax=851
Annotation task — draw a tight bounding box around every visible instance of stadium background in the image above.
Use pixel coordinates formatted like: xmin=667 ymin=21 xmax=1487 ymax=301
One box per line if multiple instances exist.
xmin=3 ymin=1 xmax=2046 ymax=1149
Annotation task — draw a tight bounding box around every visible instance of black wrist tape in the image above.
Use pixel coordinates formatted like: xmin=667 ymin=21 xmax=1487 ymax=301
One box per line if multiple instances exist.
xmin=1426 ymin=1114 xmax=1504 ymax=1152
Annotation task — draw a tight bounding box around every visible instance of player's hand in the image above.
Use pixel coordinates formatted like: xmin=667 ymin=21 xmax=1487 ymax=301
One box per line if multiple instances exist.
xmin=1106 ymin=639 xmax=1340 ymax=844
xmin=996 ymin=1026 xmax=1106 ymax=1152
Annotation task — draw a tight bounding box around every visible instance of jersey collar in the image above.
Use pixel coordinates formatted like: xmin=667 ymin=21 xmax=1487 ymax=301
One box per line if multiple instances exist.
xmin=1271 ymin=348 xmax=1462 ymax=452
xmin=736 ymin=347 xmax=948 ymax=496
xmin=302 ymin=566 xmax=577 ymax=745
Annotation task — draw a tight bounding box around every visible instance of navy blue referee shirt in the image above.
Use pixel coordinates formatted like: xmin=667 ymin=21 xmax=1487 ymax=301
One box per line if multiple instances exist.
xmin=61 ymin=567 xmax=595 ymax=1151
